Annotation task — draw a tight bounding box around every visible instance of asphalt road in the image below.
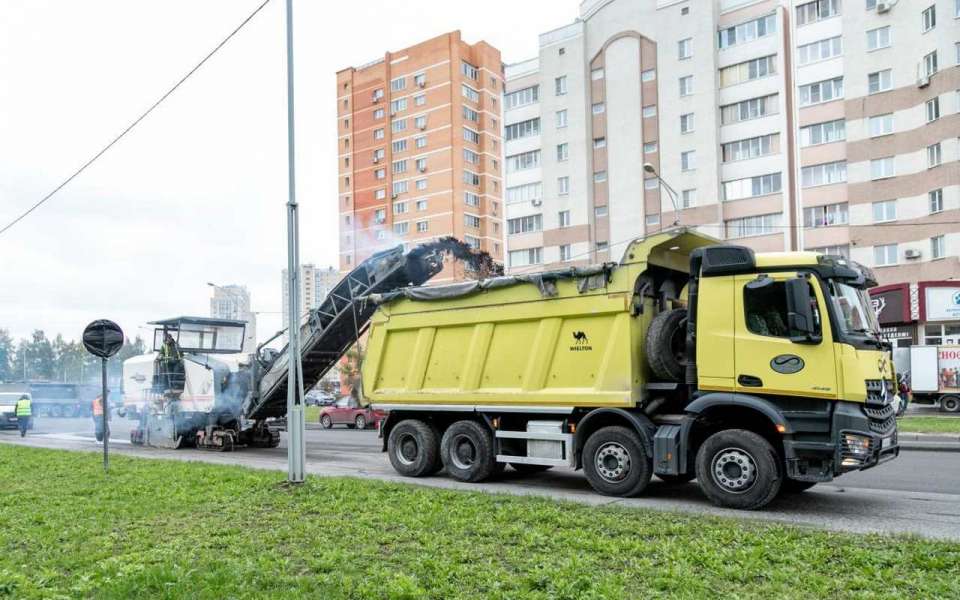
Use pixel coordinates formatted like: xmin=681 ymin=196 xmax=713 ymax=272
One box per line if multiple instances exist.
xmin=5 ymin=416 xmax=960 ymax=540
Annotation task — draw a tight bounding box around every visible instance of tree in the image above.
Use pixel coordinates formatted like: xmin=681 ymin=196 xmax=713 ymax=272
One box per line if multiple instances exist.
xmin=26 ymin=330 xmax=56 ymax=381
xmin=0 ymin=329 xmax=14 ymax=382
xmin=338 ymin=346 xmax=364 ymax=402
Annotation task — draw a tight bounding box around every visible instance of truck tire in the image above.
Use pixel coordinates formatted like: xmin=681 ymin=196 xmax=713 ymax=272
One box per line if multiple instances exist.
xmin=695 ymin=429 xmax=782 ymax=510
xmin=646 ymin=308 xmax=688 ymax=382
xmin=441 ymin=420 xmax=496 ymax=483
xmin=941 ymin=396 xmax=960 ymax=413
xmin=582 ymin=426 xmax=652 ymax=497
xmin=388 ymin=419 xmax=440 ymax=477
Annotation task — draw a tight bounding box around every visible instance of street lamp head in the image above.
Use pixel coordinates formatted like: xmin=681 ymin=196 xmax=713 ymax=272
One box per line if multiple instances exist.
xmin=642 ymin=162 xmax=657 ymax=175
xmin=206 ymin=282 xmax=217 ymax=288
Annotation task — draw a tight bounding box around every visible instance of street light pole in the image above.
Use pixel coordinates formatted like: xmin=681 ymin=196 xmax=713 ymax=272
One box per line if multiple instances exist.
xmin=643 ymin=163 xmax=681 ymax=229
xmin=284 ymin=0 xmax=305 ymax=483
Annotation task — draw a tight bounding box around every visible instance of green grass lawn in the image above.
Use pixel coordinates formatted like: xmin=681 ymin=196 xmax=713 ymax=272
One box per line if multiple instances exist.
xmin=304 ymin=405 xmax=320 ymax=423
xmin=0 ymin=446 xmax=957 ymax=599
xmin=897 ymin=416 xmax=960 ymax=434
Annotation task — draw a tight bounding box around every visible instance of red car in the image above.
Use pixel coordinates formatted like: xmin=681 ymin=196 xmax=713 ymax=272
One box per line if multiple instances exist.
xmin=318 ymin=397 xmax=384 ymax=430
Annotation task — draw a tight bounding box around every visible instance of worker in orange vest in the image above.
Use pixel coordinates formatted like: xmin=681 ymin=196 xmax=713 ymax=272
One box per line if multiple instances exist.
xmin=92 ymin=395 xmax=105 ymax=442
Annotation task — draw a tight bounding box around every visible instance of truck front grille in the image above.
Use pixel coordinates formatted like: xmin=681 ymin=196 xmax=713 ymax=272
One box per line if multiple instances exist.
xmin=862 ymin=402 xmax=896 ymax=435
xmin=864 ymin=379 xmax=895 ymax=407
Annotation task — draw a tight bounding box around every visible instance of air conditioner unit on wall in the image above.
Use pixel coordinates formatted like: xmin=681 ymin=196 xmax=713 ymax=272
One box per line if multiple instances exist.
xmin=917 ymin=76 xmax=930 ymax=88
xmin=531 ymin=199 xmax=543 ymax=207
xmin=905 ymin=248 xmax=922 ymax=259
xmin=418 ymin=80 xmax=426 ymax=88
xmin=877 ymin=1 xmax=891 ymax=12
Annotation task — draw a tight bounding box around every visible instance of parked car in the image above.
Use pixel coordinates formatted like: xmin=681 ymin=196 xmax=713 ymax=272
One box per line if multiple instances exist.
xmin=318 ymin=397 xmax=385 ymax=430
xmin=305 ymin=390 xmax=336 ymax=407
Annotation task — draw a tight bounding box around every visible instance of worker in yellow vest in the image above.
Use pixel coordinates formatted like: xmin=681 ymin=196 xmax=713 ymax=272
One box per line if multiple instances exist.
xmin=92 ymin=395 xmax=105 ymax=442
xmin=15 ymin=394 xmax=32 ymax=437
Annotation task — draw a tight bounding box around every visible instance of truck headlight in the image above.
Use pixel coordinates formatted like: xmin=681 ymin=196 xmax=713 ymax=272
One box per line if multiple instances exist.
xmin=840 ymin=433 xmax=872 ymax=467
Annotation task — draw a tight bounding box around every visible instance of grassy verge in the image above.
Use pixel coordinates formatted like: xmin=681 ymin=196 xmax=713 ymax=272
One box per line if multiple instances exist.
xmin=0 ymin=446 xmax=957 ymax=599
xmin=304 ymin=405 xmax=320 ymax=423
xmin=897 ymin=416 xmax=960 ymax=434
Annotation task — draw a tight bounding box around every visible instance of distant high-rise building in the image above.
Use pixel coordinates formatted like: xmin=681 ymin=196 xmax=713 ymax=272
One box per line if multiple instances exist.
xmin=337 ymin=31 xmax=506 ymax=282
xmin=209 ymin=284 xmax=256 ymax=353
xmin=281 ymin=264 xmax=340 ymax=330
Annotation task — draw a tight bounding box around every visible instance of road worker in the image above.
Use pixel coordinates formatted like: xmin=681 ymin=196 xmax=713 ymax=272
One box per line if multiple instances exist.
xmin=92 ymin=395 xmax=105 ymax=442
xmin=15 ymin=394 xmax=32 ymax=437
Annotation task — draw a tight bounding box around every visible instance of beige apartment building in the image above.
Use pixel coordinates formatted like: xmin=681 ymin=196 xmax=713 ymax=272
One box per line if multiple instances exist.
xmin=503 ymin=0 xmax=959 ymax=288
xmin=281 ymin=263 xmax=339 ymax=331
xmin=337 ymin=31 xmax=505 ymax=282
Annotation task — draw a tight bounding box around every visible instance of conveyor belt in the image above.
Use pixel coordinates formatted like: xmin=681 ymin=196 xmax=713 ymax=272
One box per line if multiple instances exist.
xmin=244 ymin=245 xmax=442 ymax=420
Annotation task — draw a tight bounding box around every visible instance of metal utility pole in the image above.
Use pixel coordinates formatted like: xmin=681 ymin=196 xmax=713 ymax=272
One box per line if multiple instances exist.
xmin=643 ymin=163 xmax=681 ymax=229
xmin=284 ymin=0 xmax=306 ymax=483
xmin=101 ymin=358 xmax=109 ymax=470
xmin=82 ymin=320 xmax=124 ymax=473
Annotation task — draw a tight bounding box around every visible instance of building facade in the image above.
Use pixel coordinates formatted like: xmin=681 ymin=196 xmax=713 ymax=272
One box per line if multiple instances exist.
xmin=209 ymin=284 xmax=256 ymax=353
xmin=337 ymin=31 xmax=506 ymax=282
xmin=503 ymin=0 xmax=959 ymax=287
xmin=281 ymin=264 xmax=339 ymax=331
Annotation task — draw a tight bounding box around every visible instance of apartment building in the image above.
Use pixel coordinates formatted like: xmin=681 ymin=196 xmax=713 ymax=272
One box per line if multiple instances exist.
xmin=209 ymin=284 xmax=256 ymax=353
xmin=503 ymin=0 xmax=959 ymax=288
xmin=336 ymin=31 xmax=505 ymax=282
xmin=281 ymin=263 xmax=339 ymax=331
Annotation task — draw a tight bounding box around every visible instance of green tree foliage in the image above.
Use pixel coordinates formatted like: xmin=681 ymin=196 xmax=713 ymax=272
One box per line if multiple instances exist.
xmin=2 ymin=328 xmax=147 ymax=384
xmin=0 ymin=329 xmax=14 ymax=382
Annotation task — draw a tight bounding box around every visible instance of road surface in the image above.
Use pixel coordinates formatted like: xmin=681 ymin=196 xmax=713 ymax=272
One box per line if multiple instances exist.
xmin=4 ymin=416 xmax=960 ymax=540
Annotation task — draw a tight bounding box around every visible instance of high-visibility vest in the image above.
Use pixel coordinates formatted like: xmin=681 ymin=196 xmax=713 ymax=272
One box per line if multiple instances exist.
xmin=92 ymin=397 xmax=103 ymax=416
xmin=15 ymin=398 xmax=31 ymax=417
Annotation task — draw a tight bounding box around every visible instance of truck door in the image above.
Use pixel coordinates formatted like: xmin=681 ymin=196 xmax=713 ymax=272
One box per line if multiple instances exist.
xmin=733 ymin=272 xmax=838 ymax=400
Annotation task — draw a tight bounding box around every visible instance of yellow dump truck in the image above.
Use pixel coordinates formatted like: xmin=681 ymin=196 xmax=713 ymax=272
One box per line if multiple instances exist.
xmin=363 ymin=230 xmax=899 ymax=509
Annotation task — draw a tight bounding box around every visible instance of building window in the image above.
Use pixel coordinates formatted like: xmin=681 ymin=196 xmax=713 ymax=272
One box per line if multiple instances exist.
xmin=719 ymin=55 xmax=776 ymax=87
xmin=595 ymin=206 xmax=609 ymax=217
xmin=681 ymin=151 xmax=696 ymax=171
xmin=866 ymin=26 xmax=891 ymax=51
xmin=928 ymin=143 xmax=942 ymax=168
xmin=871 ymin=157 xmax=895 ymax=179
xmin=799 ymin=120 xmax=845 ymax=146
xmin=555 ymin=76 xmax=567 ymax=96
xmin=374 ymin=168 xmax=385 ymax=180
xmin=374 ymin=108 xmax=385 ymax=120
xmin=592 ymin=102 xmax=606 ymax=115
xmin=416 ymin=199 xmax=427 ymax=211
xmin=923 ymin=51 xmax=938 ymax=77
xmin=415 ymin=136 xmax=427 ymax=149
xmin=392 ymin=139 xmax=407 ymax=154
xmin=797 ymin=35 xmax=843 ymax=65
xmin=680 ymin=113 xmax=694 ymax=133
xmin=461 ymin=61 xmax=479 ymax=80
xmin=416 ymin=220 xmax=429 ymax=233
xmin=557 ymin=143 xmax=569 ymax=162
xmin=808 ymin=244 xmax=850 ymax=258
xmin=463 ymin=170 xmax=481 ymax=186
xmin=560 ymin=244 xmax=572 ymax=262
xmin=594 ymin=171 xmax=608 ymax=183
xmin=872 ymin=199 xmax=896 ymax=223
xmin=930 ymin=188 xmax=944 ymax=213
xmin=591 ymin=68 xmax=605 ymax=80
xmin=723 ymin=133 xmax=778 ymax=161
xmin=681 ymin=189 xmax=696 ymax=208
xmin=922 ymin=4 xmax=936 ymax=32
xmin=642 ymin=105 xmax=657 ymax=118
xmin=799 ymin=77 xmax=843 ymax=106
xmin=463 ymin=127 xmax=480 ymax=144
xmin=464 ymin=214 xmax=481 ymax=229
xmin=725 ymin=213 xmax=781 ymax=239
xmin=393 ymin=221 xmax=409 ymax=235
xmin=801 ymin=161 xmax=847 ymax=187
xmin=373 ymin=128 xmax=385 ymax=140
xmin=506 ymin=182 xmax=542 ymax=204
xmin=372 ymin=88 xmax=384 ymax=102
xmin=931 ymin=235 xmax=946 ymax=259
xmin=558 ymin=176 xmax=570 ymax=195
xmin=679 ymin=75 xmax=693 ymax=96
xmin=559 ymin=210 xmax=571 ymax=227
xmin=375 ymin=188 xmax=386 ymax=201
xmin=463 ymin=149 xmax=479 ymax=165
xmin=643 ymin=142 xmax=658 ymax=154
xmin=391 ymin=118 xmax=406 ymax=133
xmin=374 ymin=208 xmax=386 ymax=223
xmin=508 ymin=214 xmax=542 ymax=234
xmin=464 ymin=192 xmax=480 ymax=207
xmin=390 ymin=98 xmax=407 ymax=113
xmin=463 ymin=106 xmax=479 ymax=122
xmin=803 ymin=202 xmax=848 ymax=227
xmin=509 ymin=247 xmax=543 ymax=268
xmin=506 ymin=150 xmax=540 ymax=173
xmin=593 ymin=137 xmax=606 ymax=149
xmin=556 ymin=110 xmax=568 ymax=128
xmin=414 ymin=94 xmax=426 ymax=107
xmin=392 ymin=159 xmax=407 ymax=175
xmin=796 ymin=0 xmax=840 ymax=26
xmin=678 ymin=38 xmax=692 ymax=59
xmin=874 ymin=244 xmax=898 ymax=266
xmin=416 ymin=158 xmax=427 ymax=172
xmin=718 ymin=13 xmax=776 ymax=48
xmin=391 ymin=76 xmax=406 ymax=92
xmin=373 ymin=148 xmax=385 ymax=162
xmin=392 ymin=181 xmax=408 ymax=196
xmin=869 ymin=113 xmax=894 ymax=137
xmin=641 ymin=69 xmax=656 ymax=82
xmin=722 ymin=172 xmax=782 ymax=201
xmin=505 ymin=85 xmax=539 ymax=110
xmin=414 ymin=115 xmax=427 ymax=130
xmin=868 ymin=69 xmax=892 ymax=94
xmin=720 ymin=94 xmax=778 ymax=124
xmin=505 ymin=118 xmax=540 ymax=141
xmin=644 ymin=178 xmax=659 ymax=190
xmin=462 ymin=85 xmax=480 ymax=102
xmin=596 ymin=241 xmax=609 ymax=251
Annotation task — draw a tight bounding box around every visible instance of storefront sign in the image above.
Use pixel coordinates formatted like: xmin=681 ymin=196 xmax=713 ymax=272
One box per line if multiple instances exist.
xmin=925 ymin=286 xmax=960 ymax=322
xmin=870 ymin=284 xmax=910 ymax=325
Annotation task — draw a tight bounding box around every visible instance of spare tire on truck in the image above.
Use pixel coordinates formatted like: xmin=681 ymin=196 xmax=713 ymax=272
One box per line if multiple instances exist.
xmin=645 ymin=308 xmax=688 ymax=382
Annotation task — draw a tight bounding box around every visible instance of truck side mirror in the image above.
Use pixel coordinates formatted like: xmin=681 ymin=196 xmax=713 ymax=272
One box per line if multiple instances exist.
xmin=785 ymin=278 xmax=821 ymax=344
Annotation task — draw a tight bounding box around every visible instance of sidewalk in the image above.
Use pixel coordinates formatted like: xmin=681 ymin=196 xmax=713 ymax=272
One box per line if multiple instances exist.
xmin=899 ymin=432 xmax=960 ymax=452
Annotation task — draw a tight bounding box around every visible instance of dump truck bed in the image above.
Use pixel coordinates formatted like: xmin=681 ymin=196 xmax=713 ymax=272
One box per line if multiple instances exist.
xmin=362 ymin=231 xmax=716 ymax=408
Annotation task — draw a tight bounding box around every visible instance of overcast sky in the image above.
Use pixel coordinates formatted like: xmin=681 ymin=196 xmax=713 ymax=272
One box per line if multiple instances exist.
xmin=0 ymin=0 xmax=577 ymax=345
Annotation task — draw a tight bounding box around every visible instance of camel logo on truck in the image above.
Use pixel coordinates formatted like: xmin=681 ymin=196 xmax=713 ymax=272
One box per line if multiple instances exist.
xmin=570 ymin=330 xmax=592 ymax=352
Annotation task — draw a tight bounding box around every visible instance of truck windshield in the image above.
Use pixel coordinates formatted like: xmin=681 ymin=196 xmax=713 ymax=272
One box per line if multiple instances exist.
xmin=828 ymin=280 xmax=881 ymax=336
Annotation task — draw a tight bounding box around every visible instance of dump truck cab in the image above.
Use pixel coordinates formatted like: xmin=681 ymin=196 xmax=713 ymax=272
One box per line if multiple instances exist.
xmin=364 ymin=230 xmax=899 ymax=509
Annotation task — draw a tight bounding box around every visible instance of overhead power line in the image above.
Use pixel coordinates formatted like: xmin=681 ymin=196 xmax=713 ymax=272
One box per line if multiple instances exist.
xmin=0 ymin=0 xmax=272 ymax=239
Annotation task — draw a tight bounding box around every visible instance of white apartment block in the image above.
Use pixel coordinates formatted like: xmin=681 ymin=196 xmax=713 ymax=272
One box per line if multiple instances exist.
xmin=209 ymin=284 xmax=257 ymax=353
xmin=504 ymin=0 xmax=960 ymax=287
xmin=281 ymin=264 xmax=340 ymax=331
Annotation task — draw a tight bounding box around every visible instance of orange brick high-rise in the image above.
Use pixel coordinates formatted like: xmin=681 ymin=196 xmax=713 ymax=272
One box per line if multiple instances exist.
xmin=337 ymin=31 xmax=505 ymax=281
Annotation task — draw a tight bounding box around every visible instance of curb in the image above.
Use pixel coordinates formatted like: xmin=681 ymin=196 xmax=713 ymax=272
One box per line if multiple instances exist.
xmin=899 ymin=441 xmax=960 ymax=452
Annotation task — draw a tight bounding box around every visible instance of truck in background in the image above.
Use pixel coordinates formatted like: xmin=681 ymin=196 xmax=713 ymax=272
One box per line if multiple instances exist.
xmin=364 ymin=230 xmax=900 ymax=510
xmin=0 ymin=382 xmax=97 ymax=418
xmin=896 ymin=345 xmax=960 ymax=413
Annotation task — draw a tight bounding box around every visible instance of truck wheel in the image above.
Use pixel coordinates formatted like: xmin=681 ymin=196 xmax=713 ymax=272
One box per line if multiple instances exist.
xmin=510 ymin=463 xmax=552 ymax=474
xmin=780 ymin=479 xmax=817 ymax=494
xmin=387 ymin=419 xmax=440 ymax=477
xmin=441 ymin=420 xmax=496 ymax=483
xmin=320 ymin=415 xmax=333 ymax=429
xmin=583 ymin=426 xmax=652 ymax=497
xmin=646 ymin=308 xmax=688 ymax=382
xmin=355 ymin=415 xmax=367 ymax=429
xmin=941 ymin=396 xmax=960 ymax=413
xmin=695 ymin=429 xmax=781 ymax=510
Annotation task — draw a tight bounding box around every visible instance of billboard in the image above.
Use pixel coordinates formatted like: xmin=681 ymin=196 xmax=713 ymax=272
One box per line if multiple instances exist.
xmin=925 ymin=286 xmax=960 ymax=322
